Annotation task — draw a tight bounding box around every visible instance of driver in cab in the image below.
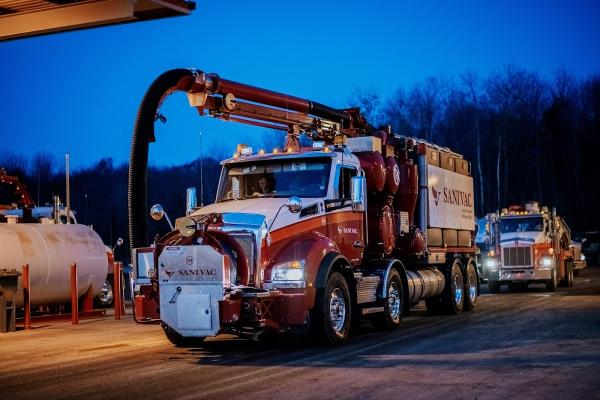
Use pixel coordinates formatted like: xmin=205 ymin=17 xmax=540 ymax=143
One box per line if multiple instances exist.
xmin=253 ymin=175 xmax=273 ymax=196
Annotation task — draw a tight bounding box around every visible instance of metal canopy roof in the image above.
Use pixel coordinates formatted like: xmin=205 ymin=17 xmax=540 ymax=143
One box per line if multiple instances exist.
xmin=0 ymin=0 xmax=195 ymax=41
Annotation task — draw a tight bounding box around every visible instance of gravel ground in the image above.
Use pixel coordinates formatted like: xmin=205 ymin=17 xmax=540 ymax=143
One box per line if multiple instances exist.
xmin=2 ymin=266 xmax=599 ymax=400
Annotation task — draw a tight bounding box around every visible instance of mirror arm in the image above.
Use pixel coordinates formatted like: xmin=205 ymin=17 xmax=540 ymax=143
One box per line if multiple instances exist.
xmin=163 ymin=212 xmax=174 ymax=231
xmin=265 ymin=204 xmax=286 ymax=247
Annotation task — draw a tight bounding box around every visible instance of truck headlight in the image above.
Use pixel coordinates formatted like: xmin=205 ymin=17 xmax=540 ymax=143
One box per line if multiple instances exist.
xmin=484 ymin=258 xmax=498 ymax=269
xmin=581 ymin=254 xmax=586 ymax=261
xmin=539 ymin=256 xmax=553 ymax=269
xmin=271 ymin=260 xmax=305 ymax=285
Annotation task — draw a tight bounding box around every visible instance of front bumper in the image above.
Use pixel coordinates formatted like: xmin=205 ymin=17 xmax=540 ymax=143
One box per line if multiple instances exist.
xmin=498 ymin=267 xmax=551 ymax=282
xmin=220 ymin=290 xmax=308 ymax=331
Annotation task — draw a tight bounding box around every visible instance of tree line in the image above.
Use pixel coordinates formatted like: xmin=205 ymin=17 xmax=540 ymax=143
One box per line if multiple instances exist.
xmin=349 ymin=65 xmax=600 ymax=235
xmin=1 ymin=64 xmax=599 ymax=248
xmin=0 ymin=153 xmax=223 ymax=249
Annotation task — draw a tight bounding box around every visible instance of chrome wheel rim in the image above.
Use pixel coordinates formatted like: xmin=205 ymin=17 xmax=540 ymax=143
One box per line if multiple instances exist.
xmin=98 ymin=280 xmax=114 ymax=305
xmin=329 ymin=287 xmax=346 ymax=335
xmin=388 ymin=281 xmax=401 ymax=321
xmin=453 ymin=272 xmax=463 ymax=305
xmin=468 ymin=270 xmax=477 ymax=303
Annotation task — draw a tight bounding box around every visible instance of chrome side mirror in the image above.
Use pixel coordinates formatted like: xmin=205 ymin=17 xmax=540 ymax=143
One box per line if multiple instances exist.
xmin=150 ymin=204 xmax=165 ymax=221
xmin=186 ymin=187 xmax=198 ymax=215
xmin=351 ymin=176 xmax=366 ymax=212
xmin=150 ymin=204 xmax=174 ymax=230
xmin=286 ymin=196 xmax=302 ymax=213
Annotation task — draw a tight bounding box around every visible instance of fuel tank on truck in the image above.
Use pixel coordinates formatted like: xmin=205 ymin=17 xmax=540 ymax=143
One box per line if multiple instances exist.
xmin=394 ymin=156 xmax=418 ymax=225
xmin=0 ymin=224 xmax=107 ymax=307
xmin=367 ymin=204 xmax=395 ymax=255
xmin=357 ymin=151 xmax=386 ymax=193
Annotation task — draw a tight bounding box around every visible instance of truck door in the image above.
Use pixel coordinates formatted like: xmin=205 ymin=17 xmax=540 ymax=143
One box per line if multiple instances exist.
xmin=325 ymin=165 xmax=364 ymax=263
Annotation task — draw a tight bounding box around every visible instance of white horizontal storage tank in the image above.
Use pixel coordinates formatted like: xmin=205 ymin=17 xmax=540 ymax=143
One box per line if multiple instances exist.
xmin=0 ymin=223 xmax=108 ymax=307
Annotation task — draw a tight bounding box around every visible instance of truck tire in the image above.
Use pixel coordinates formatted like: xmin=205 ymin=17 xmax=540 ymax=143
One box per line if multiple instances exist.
xmin=545 ymin=267 xmax=558 ymax=292
xmin=487 ymin=280 xmax=501 ymax=294
xmin=371 ymin=269 xmax=403 ymax=330
xmin=161 ymin=323 xmax=206 ymax=347
xmin=310 ymin=271 xmax=352 ymax=345
xmin=463 ymin=261 xmax=478 ymax=311
xmin=441 ymin=260 xmax=465 ymax=314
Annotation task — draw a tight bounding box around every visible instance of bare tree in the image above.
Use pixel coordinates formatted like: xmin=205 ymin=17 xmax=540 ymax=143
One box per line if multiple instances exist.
xmin=347 ymin=86 xmax=382 ymax=127
xmin=382 ymin=87 xmax=413 ymax=135
xmin=408 ymin=77 xmax=443 ymax=142
xmin=0 ymin=151 xmax=28 ymax=177
xmin=31 ymin=152 xmax=56 ymax=206
xmin=462 ymin=71 xmax=486 ymax=213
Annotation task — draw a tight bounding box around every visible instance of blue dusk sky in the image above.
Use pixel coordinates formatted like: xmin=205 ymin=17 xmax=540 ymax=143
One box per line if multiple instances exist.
xmin=1 ymin=0 xmax=599 ymax=170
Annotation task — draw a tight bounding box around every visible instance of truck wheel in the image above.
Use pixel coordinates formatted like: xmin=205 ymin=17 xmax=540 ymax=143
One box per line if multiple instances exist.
xmin=161 ymin=323 xmax=206 ymax=347
xmin=487 ymin=280 xmax=501 ymax=294
xmin=463 ymin=261 xmax=478 ymax=311
xmin=94 ymin=277 xmax=114 ymax=308
xmin=371 ymin=269 xmax=403 ymax=330
xmin=545 ymin=267 xmax=558 ymax=292
xmin=441 ymin=260 xmax=465 ymax=314
xmin=311 ymin=272 xmax=352 ymax=345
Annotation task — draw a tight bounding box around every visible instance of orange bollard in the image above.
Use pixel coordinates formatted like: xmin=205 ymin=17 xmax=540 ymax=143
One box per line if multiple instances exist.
xmin=70 ymin=263 xmax=79 ymax=325
xmin=23 ymin=264 xmax=31 ymax=329
xmin=113 ymin=261 xmax=122 ymax=320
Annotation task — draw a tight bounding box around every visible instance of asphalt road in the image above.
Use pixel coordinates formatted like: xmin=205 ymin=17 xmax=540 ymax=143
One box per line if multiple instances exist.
xmin=2 ymin=267 xmax=600 ymax=400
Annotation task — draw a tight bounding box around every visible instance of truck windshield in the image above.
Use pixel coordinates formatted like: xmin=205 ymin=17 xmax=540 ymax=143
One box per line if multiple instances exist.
xmin=217 ymin=159 xmax=330 ymax=201
xmin=500 ymin=217 xmax=544 ymax=233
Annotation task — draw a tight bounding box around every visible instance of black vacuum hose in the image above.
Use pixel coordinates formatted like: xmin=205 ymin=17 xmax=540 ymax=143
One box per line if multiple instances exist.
xmin=128 ymin=69 xmax=195 ymax=254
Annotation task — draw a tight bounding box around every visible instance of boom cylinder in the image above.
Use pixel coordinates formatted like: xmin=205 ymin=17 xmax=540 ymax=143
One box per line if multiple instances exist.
xmin=193 ymin=74 xmax=351 ymax=124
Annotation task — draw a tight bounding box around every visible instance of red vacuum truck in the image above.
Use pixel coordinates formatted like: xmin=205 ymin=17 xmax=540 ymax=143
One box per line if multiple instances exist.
xmin=129 ymin=69 xmax=478 ymax=345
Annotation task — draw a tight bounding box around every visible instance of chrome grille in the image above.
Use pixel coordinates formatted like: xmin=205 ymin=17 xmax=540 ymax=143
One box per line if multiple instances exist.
xmin=230 ymin=232 xmax=257 ymax=281
xmin=502 ymin=246 xmax=532 ymax=267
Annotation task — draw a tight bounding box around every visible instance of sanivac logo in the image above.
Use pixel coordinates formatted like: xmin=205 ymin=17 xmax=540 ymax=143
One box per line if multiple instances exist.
xmin=337 ymin=226 xmax=358 ymax=234
xmin=442 ymin=187 xmax=473 ymax=207
xmin=432 ymin=185 xmax=472 ymax=208
xmin=432 ymin=186 xmax=441 ymax=206
xmin=165 ymin=268 xmax=176 ymax=278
